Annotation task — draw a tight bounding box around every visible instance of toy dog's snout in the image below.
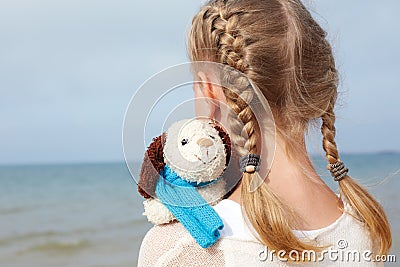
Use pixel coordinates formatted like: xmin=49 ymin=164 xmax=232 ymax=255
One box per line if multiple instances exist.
xmin=197 ymin=137 xmax=213 ymax=147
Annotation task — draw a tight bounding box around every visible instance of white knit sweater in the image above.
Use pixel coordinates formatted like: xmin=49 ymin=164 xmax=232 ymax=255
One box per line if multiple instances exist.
xmin=138 ymin=199 xmax=380 ymax=266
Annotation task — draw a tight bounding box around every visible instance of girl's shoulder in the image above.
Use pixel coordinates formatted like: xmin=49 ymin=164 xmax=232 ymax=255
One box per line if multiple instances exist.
xmin=137 ymin=222 xmax=186 ymax=266
xmin=137 ymin=222 xmax=225 ymax=267
xmin=214 ymin=197 xmax=372 ymax=247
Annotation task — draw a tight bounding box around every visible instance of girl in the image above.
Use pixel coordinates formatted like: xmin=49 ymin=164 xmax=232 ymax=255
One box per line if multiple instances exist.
xmin=138 ymin=0 xmax=391 ymax=265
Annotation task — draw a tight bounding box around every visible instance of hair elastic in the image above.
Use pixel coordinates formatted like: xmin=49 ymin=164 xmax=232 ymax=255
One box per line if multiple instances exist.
xmin=328 ymin=161 xmax=349 ymax=181
xmin=239 ymin=154 xmax=261 ymax=173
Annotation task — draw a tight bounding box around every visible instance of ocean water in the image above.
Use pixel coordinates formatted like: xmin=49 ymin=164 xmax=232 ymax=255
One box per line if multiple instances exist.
xmin=0 ymin=163 xmax=151 ymax=267
xmin=0 ymin=154 xmax=399 ymax=267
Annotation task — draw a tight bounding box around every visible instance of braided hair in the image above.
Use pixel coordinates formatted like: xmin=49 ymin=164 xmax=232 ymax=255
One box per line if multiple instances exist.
xmin=189 ymin=0 xmax=391 ymax=257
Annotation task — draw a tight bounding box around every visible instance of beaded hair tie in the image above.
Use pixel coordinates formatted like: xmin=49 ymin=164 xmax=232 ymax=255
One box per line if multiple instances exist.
xmin=239 ymin=154 xmax=261 ymax=173
xmin=328 ymin=161 xmax=349 ymax=181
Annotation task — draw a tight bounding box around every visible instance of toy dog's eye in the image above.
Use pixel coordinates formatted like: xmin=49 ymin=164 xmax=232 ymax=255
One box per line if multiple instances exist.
xmin=209 ymin=135 xmax=215 ymax=140
xmin=181 ymin=138 xmax=188 ymax=145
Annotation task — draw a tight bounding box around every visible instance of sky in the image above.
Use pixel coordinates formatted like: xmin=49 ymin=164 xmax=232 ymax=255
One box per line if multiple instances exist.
xmin=0 ymin=0 xmax=399 ymax=165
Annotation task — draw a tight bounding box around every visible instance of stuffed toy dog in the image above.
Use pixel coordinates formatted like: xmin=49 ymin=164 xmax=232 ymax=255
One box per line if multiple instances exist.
xmin=138 ymin=119 xmax=231 ymax=226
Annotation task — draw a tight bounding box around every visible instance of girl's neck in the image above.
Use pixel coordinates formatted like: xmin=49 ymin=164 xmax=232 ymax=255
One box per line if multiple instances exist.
xmin=229 ymin=134 xmax=319 ymax=203
xmin=228 ymin=134 xmax=343 ymax=230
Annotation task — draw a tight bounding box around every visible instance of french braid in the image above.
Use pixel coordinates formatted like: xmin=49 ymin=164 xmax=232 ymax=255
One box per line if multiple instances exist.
xmin=201 ymin=4 xmax=257 ymax=156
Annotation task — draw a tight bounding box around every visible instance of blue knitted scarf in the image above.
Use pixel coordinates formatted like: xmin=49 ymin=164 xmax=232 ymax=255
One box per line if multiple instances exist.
xmin=155 ymin=165 xmax=224 ymax=248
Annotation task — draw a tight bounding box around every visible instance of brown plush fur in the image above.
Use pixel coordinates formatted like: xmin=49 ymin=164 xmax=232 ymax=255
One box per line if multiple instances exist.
xmin=138 ymin=134 xmax=165 ymax=198
xmin=214 ymin=125 xmax=231 ymax=166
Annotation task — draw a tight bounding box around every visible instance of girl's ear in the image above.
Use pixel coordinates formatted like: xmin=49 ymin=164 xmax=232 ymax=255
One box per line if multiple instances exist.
xmin=194 ymin=71 xmax=227 ymax=121
xmin=138 ymin=134 xmax=166 ymax=198
xmin=197 ymin=71 xmax=227 ymax=102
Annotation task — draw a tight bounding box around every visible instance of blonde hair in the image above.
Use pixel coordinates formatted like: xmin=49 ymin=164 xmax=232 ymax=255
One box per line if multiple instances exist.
xmin=188 ymin=0 xmax=391 ymax=257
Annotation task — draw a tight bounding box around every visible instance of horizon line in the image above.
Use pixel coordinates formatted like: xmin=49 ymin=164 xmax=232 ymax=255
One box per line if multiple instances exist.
xmin=0 ymin=150 xmax=399 ymax=167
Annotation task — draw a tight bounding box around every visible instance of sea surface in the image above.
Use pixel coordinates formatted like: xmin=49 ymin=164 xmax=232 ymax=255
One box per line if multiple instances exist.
xmin=0 ymin=153 xmax=399 ymax=267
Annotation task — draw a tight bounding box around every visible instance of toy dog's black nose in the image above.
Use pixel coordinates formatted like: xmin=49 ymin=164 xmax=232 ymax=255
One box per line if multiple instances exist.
xmin=197 ymin=137 xmax=213 ymax=148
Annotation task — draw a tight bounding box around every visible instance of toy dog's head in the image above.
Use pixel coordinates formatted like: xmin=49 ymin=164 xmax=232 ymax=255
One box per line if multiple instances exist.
xmin=138 ymin=119 xmax=231 ymax=198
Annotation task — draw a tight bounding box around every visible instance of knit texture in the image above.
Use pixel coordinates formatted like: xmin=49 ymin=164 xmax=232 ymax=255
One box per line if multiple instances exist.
xmin=155 ymin=165 xmax=224 ymax=248
xmin=138 ymin=199 xmax=380 ymax=267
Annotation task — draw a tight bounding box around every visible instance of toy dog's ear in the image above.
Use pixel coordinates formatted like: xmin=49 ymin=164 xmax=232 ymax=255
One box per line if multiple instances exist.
xmin=213 ymin=125 xmax=231 ymax=166
xmin=213 ymin=126 xmax=241 ymax=200
xmin=138 ymin=133 xmax=166 ymax=198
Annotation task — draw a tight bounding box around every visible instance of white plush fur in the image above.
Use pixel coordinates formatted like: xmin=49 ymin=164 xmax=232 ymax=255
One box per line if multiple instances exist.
xmin=143 ymin=198 xmax=176 ymax=225
xmin=164 ymin=119 xmax=227 ymax=183
xmin=143 ymin=119 xmax=229 ymax=225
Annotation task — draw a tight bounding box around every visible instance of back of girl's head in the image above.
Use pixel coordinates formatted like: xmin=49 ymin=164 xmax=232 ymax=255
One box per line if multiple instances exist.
xmin=189 ymin=0 xmax=337 ymax=139
xmin=188 ymin=0 xmax=391 ymax=257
